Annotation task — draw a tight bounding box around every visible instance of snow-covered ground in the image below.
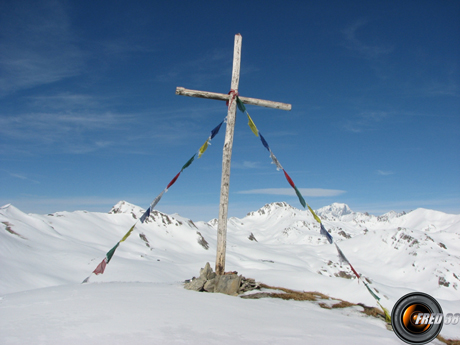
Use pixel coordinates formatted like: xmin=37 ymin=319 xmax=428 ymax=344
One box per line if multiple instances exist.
xmin=1 ymin=201 xmax=459 ymax=344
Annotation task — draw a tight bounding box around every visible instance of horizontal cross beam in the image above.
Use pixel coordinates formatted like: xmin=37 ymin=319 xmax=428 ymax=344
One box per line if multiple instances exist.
xmin=176 ymin=87 xmax=292 ymax=111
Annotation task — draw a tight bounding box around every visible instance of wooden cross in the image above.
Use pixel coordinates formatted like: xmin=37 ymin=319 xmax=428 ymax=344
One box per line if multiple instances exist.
xmin=176 ymin=34 xmax=291 ymax=275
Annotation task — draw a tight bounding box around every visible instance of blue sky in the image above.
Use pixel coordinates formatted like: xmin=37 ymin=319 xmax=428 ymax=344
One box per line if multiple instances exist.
xmin=1 ymin=0 xmax=459 ymax=220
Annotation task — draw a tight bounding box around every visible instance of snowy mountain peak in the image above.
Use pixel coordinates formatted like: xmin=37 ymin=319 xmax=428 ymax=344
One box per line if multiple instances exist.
xmin=1 ymin=203 xmax=12 ymax=210
xmin=316 ymin=203 xmax=353 ymax=218
xmin=246 ymin=202 xmax=298 ymax=218
xmin=0 ymin=203 xmax=27 ymax=218
xmin=377 ymin=210 xmax=407 ymax=222
xmin=108 ymin=200 xmax=144 ymax=216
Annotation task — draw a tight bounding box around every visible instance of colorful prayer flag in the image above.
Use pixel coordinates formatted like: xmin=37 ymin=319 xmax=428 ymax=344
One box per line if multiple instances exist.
xmin=259 ymin=132 xmax=270 ymax=151
xmin=93 ymin=242 xmax=120 ymax=275
xmin=105 ymin=242 xmax=120 ymax=263
xmin=283 ymin=170 xmax=296 ymax=189
xmin=335 ymin=243 xmax=349 ymax=265
xmin=120 ymin=224 xmax=136 ymax=243
xmin=150 ymin=190 xmax=165 ymax=211
xmin=210 ymin=121 xmax=224 ymax=139
xmin=269 ymin=150 xmax=283 ymax=170
xmin=247 ymin=113 xmax=259 ymax=137
xmin=378 ymin=301 xmax=392 ymax=323
xmin=348 ymin=262 xmax=361 ymax=280
xmin=364 ymin=282 xmax=380 ymax=301
xmin=294 ymin=186 xmax=306 ymax=208
xmin=140 ymin=207 xmax=151 ymax=223
xmin=93 ymin=258 xmax=107 ymax=275
xmin=236 ymin=97 xmax=246 ymax=113
xmin=308 ymin=205 xmax=322 ymax=224
xmin=320 ymin=223 xmax=333 ymax=244
xmin=198 ymin=139 xmax=209 ymax=158
xmin=167 ymin=172 xmax=181 ymax=189
xmin=181 ymin=154 xmax=196 ymax=171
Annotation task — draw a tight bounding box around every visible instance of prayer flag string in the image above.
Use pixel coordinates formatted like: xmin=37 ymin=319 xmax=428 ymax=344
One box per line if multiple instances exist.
xmin=139 ymin=118 xmax=225 ymax=224
xmin=82 ymin=117 xmax=226 ymax=283
xmin=82 ymin=224 xmax=136 ymax=283
xmin=236 ymin=97 xmax=391 ymax=322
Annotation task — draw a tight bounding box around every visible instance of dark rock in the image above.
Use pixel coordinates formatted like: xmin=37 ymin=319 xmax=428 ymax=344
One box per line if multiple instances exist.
xmin=196 ymin=231 xmax=209 ymax=250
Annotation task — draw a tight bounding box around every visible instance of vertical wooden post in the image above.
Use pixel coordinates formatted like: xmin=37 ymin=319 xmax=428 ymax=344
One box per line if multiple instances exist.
xmin=176 ymin=33 xmax=290 ymax=275
xmin=215 ymin=34 xmax=242 ymax=275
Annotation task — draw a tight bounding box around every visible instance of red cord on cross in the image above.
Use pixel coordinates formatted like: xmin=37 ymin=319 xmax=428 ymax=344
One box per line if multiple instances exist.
xmin=226 ymin=89 xmax=239 ymax=108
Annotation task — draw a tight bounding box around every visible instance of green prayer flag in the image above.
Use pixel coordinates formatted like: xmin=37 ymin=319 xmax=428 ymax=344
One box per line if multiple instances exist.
xmin=236 ymin=97 xmax=246 ymax=112
xmin=106 ymin=242 xmax=120 ymax=264
xmin=181 ymin=154 xmax=196 ymax=171
xmin=364 ymin=282 xmax=380 ymax=301
xmin=294 ymin=186 xmax=306 ymax=208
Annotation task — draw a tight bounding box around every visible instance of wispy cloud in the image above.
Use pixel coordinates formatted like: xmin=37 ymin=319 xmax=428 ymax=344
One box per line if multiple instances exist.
xmin=342 ymin=20 xmax=393 ymax=60
xmin=0 ymin=0 xmax=85 ymax=96
xmin=238 ymin=188 xmax=346 ymax=197
xmin=341 ymin=20 xmax=394 ymax=81
xmin=342 ymin=111 xmax=389 ymax=132
xmin=0 ymin=103 xmax=226 ymax=156
xmin=0 ymin=110 xmax=135 ymax=154
xmin=377 ymin=170 xmax=394 ymax=176
xmin=2 ymin=170 xmax=40 ymax=184
xmin=27 ymin=93 xmax=102 ymax=110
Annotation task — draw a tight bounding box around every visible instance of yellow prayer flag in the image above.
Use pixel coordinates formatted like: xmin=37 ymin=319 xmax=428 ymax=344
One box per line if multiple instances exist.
xmin=198 ymin=139 xmax=209 ymax=158
xmin=120 ymin=224 xmax=136 ymax=243
xmin=307 ymin=205 xmax=322 ymax=224
xmin=247 ymin=113 xmax=259 ymax=137
xmin=378 ymin=301 xmax=392 ymax=323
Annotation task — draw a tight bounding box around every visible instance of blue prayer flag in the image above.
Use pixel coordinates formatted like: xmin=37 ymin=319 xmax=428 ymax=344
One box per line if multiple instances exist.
xmin=210 ymin=121 xmax=224 ymax=140
xmin=320 ymin=223 xmax=333 ymax=244
xmin=259 ymin=132 xmax=270 ymax=151
xmin=140 ymin=207 xmax=151 ymax=223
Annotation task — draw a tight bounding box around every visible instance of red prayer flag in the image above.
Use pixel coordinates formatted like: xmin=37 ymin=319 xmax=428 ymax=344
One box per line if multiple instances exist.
xmin=167 ymin=172 xmax=181 ymax=189
xmin=93 ymin=258 xmax=107 ymax=275
xmin=349 ymin=263 xmax=361 ymax=280
xmin=283 ymin=170 xmax=296 ymax=189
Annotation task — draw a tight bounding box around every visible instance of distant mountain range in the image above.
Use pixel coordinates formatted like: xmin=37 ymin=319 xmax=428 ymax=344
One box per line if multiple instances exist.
xmin=1 ymin=200 xmax=459 ymax=316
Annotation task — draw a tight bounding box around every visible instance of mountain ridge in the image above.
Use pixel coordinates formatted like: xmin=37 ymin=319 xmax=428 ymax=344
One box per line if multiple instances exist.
xmin=1 ymin=200 xmax=459 ymax=314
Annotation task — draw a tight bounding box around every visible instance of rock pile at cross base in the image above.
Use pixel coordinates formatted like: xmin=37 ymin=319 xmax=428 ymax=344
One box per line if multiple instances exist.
xmin=184 ymin=262 xmax=260 ymax=296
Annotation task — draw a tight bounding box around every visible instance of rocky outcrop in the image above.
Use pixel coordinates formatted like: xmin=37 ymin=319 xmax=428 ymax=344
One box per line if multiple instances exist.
xmin=184 ymin=262 xmax=260 ymax=296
